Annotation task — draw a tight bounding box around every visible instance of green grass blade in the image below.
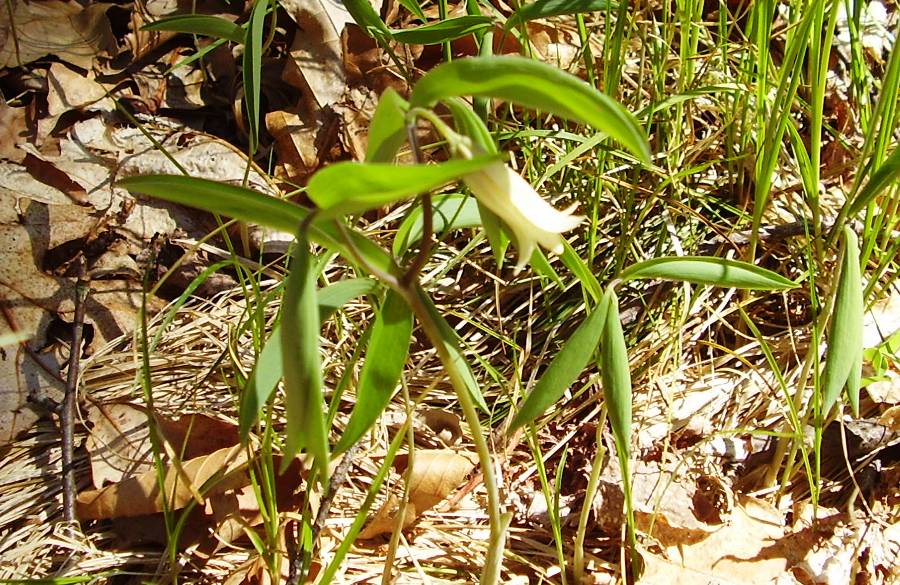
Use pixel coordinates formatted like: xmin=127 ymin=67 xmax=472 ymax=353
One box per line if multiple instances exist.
xmin=142 ymin=15 xmax=245 ymax=43
xmin=334 ymin=290 xmax=413 ymax=453
xmin=280 ymin=232 xmax=329 ymax=477
xmin=409 ymin=56 xmax=651 ymax=164
xmin=306 ymin=156 xmax=499 ymax=218
xmin=243 ymin=0 xmax=268 ymax=155
xmin=393 ymin=194 xmax=481 ymax=256
xmin=366 ymin=88 xmax=410 ymax=163
xmin=508 ymin=300 xmax=609 ymax=432
xmin=504 ymin=0 xmax=616 ymax=30
xmin=846 ymin=145 xmax=900 ymax=217
xmin=239 ymin=278 xmax=380 ymax=440
xmin=415 ymin=286 xmax=489 ymax=412
xmin=821 ymin=226 xmax=864 ymax=419
xmin=619 ymin=256 xmax=798 ymax=290
xmin=391 ymin=16 xmax=494 ymax=44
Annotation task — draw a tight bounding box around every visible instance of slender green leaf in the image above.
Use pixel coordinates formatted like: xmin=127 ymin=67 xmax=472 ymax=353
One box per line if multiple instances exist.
xmin=307 ymin=156 xmax=499 ymax=218
xmin=619 ymin=256 xmax=797 ymax=290
xmin=599 ymin=288 xmax=631 ymax=459
xmin=508 ymin=301 xmax=609 ymax=432
xmin=119 ymin=175 xmax=304 ymax=233
xmin=391 ymin=16 xmax=494 ymax=44
xmin=847 ymin=145 xmax=900 ymax=216
xmin=280 ymin=232 xmax=329 ymax=475
xmin=505 ymin=0 xmax=615 ymax=30
xmin=821 ymin=227 xmax=864 ymax=418
xmin=335 ymin=291 xmax=413 ymax=453
xmin=560 ymin=240 xmax=602 ymax=302
xmin=239 ymin=278 xmax=379 ymax=439
xmin=317 ymin=277 xmax=379 ymax=319
xmin=366 ymin=88 xmax=410 ymax=163
xmin=409 ymin=56 xmax=650 ymax=164
xmin=243 ymin=0 xmax=268 ymax=154
xmin=397 ymin=0 xmax=427 ymax=20
xmin=445 ymin=97 xmax=497 ymax=154
xmin=416 ymin=286 xmax=488 ymax=411
xmin=142 ymin=15 xmax=245 ymax=43
xmin=393 ymin=194 xmax=481 ymax=256
xmin=117 ymin=175 xmax=398 ymax=276
xmin=344 ymin=0 xmax=392 ymax=37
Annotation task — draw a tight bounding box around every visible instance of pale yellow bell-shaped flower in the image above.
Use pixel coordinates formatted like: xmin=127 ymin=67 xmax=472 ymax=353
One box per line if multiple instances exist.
xmin=462 ymin=159 xmax=584 ymax=272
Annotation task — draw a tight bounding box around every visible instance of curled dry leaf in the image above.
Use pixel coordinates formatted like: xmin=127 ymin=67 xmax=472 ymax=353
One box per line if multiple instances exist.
xmin=0 ymin=0 xmax=117 ymax=69
xmin=638 ymin=497 xmax=799 ymax=585
xmin=420 ymin=408 xmax=463 ymax=446
xmin=85 ymin=402 xmax=241 ymax=488
xmin=359 ymin=449 xmax=477 ymax=539
xmin=76 ymin=445 xmax=249 ymax=520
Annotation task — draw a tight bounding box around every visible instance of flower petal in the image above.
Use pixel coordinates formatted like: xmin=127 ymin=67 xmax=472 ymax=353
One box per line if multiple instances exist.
xmin=463 ymin=162 xmax=583 ymax=270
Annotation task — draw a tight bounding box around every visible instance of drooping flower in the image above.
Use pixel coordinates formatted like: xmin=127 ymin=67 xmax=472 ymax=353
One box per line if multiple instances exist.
xmin=462 ymin=159 xmax=584 ymax=272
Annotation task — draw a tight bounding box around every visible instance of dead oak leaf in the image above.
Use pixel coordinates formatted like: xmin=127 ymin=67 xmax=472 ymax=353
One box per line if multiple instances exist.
xmin=85 ymin=402 xmax=241 ymax=488
xmin=359 ymin=449 xmax=477 ymax=539
xmin=0 ymin=0 xmax=117 ymax=69
xmin=76 ymin=445 xmax=249 ymax=520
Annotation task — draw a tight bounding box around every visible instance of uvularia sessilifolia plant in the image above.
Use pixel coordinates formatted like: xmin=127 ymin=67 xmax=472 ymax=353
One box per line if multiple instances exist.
xmin=121 ymin=49 xmax=809 ymax=582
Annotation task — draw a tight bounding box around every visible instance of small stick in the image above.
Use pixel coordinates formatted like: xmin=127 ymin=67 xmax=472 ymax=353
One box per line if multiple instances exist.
xmin=61 ymin=257 xmax=89 ymax=523
xmin=286 ymin=440 xmax=362 ymax=585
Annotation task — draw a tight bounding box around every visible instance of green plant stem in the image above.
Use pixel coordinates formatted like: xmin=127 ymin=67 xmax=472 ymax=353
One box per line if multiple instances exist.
xmin=574 ymin=407 xmax=607 ymax=583
xmin=398 ymin=286 xmax=506 ymax=585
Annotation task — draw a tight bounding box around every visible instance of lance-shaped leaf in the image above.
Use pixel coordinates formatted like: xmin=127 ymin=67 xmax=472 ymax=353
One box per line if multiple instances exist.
xmin=142 ymin=15 xmax=245 ymax=43
xmin=306 ymin=156 xmax=498 ymax=218
xmin=280 ymin=232 xmax=329 ymax=477
xmin=821 ymin=227 xmax=864 ymax=418
xmin=409 ymin=56 xmax=650 ymax=164
xmin=415 ymin=286 xmax=488 ymax=412
xmin=366 ymin=88 xmax=410 ymax=163
xmin=344 ymin=0 xmax=392 ymax=37
xmin=393 ymin=194 xmax=482 ymax=256
xmin=599 ymin=288 xmax=631 ymax=459
xmin=239 ymin=278 xmax=379 ymax=439
xmin=391 ymin=16 xmax=494 ymax=44
xmin=335 ymin=290 xmax=413 ymax=453
xmin=508 ymin=300 xmax=609 ymax=432
xmin=505 ymin=0 xmax=616 ymax=30
xmin=619 ymin=256 xmax=797 ymax=290
xmin=117 ymin=175 xmax=398 ymax=276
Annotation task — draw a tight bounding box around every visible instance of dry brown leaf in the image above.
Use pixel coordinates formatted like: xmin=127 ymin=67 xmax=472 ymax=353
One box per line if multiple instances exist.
xmin=76 ymin=445 xmax=249 ymax=519
xmin=266 ymin=110 xmax=320 ymax=180
xmin=0 ymin=0 xmax=117 ymax=69
xmin=280 ymin=0 xmax=355 ymax=110
xmin=85 ymin=403 xmax=241 ymax=488
xmin=0 ymin=192 xmax=154 ymax=444
xmin=359 ymin=449 xmax=477 ymax=539
xmin=420 ymin=408 xmax=463 ymax=446
xmin=639 ymin=497 xmax=801 ymax=585
xmin=592 ymin=457 xmax=721 ymax=544
xmin=41 ymin=63 xmax=115 ymax=136
xmin=0 ymin=98 xmax=31 ymax=162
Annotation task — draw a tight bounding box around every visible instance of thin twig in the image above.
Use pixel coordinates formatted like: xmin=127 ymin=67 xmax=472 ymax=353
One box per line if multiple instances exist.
xmin=62 ymin=256 xmax=89 ymax=523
